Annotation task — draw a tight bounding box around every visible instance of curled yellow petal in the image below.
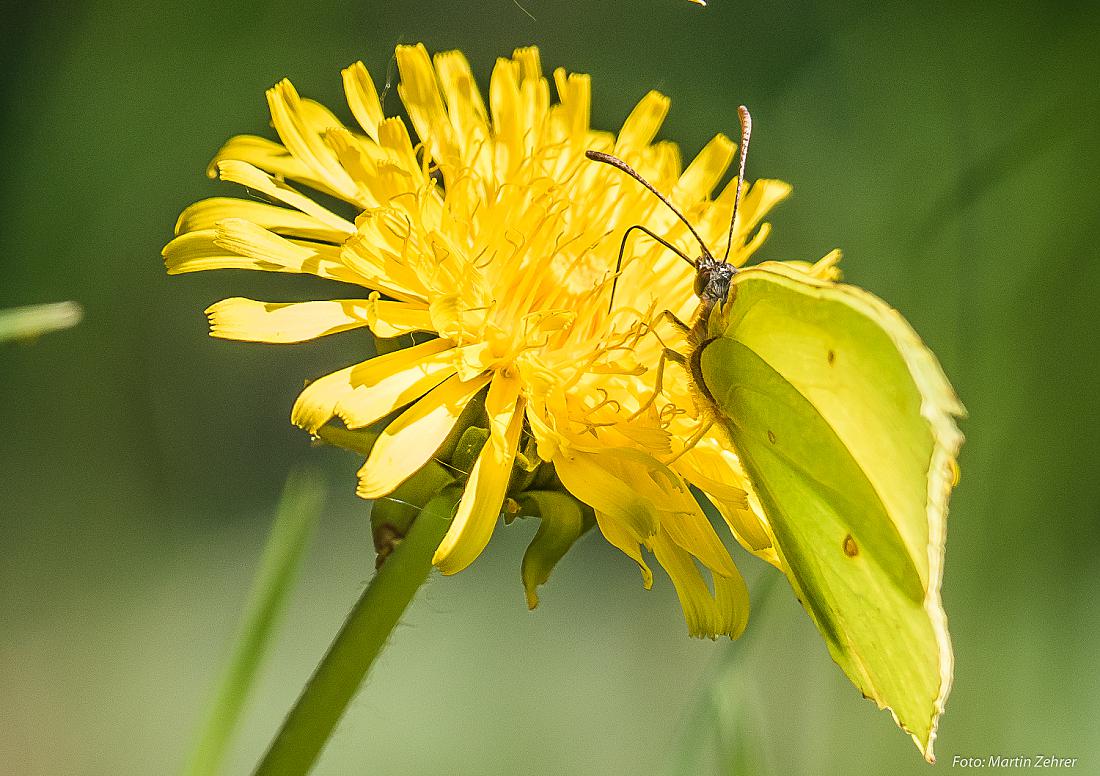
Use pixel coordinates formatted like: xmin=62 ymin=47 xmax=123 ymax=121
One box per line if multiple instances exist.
xmin=660 ymin=506 xmax=739 ymax=579
xmin=594 ymin=510 xmax=653 ymax=589
xmin=162 ymin=226 xmax=360 ymax=285
xmin=648 ymin=528 xmax=749 ymax=639
xmin=433 ymin=375 xmax=524 ymax=574
xmin=174 ymin=197 xmax=346 ymax=242
xmin=205 ymin=134 xmax=328 ymax=192
xmin=214 ymin=160 xmax=357 ymax=234
xmin=713 ymin=573 xmax=749 ymax=638
xmin=674 ymin=440 xmax=778 ymax=564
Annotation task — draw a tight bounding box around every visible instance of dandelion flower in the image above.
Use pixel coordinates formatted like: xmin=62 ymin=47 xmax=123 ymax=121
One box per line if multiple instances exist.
xmin=165 ymin=44 xmax=795 ymax=638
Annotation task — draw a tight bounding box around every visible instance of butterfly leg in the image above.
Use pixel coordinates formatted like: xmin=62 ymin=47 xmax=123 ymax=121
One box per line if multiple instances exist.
xmin=629 ymin=309 xmax=693 ymax=420
xmin=663 ymin=419 xmax=715 ymax=465
xmin=628 ymin=346 xmax=688 ymax=421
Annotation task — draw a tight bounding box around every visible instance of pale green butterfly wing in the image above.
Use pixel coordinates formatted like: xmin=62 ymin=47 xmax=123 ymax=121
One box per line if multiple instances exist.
xmin=698 ymin=261 xmax=964 ymax=761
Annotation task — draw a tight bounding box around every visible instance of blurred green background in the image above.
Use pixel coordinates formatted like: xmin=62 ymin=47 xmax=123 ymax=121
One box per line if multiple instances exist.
xmin=2 ymin=1 xmax=1098 ymax=774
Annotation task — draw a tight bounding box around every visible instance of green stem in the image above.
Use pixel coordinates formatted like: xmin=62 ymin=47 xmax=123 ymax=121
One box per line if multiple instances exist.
xmin=252 ymin=490 xmax=458 ymax=776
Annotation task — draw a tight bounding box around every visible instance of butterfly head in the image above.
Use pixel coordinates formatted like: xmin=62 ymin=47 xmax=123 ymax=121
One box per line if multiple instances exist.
xmin=694 ymin=253 xmax=735 ymax=304
xmin=585 ymin=105 xmax=752 ymax=311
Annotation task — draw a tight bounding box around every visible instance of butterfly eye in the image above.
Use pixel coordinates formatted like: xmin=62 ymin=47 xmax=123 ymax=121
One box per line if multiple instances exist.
xmin=693 ymin=267 xmax=709 ymax=298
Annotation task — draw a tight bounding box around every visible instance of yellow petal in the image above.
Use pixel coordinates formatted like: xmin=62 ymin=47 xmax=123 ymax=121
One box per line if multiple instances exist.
xmin=433 ymin=50 xmax=490 ymax=167
xmin=206 ymin=135 xmax=331 ymax=193
xmin=322 ymin=129 xmax=388 ymax=211
xmin=363 ymin=293 xmax=435 ymax=338
xmin=571 ymin=445 xmax=698 ymax=518
xmin=396 ymin=44 xmax=460 ymax=169
xmin=614 ymin=90 xmax=670 ymax=156
xmin=512 ymin=46 xmax=543 ymax=82
xmin=783 ymin=249 xmax=843 ymax=281
xmin=377 ymin=117 xmax=421 ymax=178
xmin=204 ymin=296 xmax=432 ymax=343
xmin=357 ymin=372 xmax=493 ymax=498
xmin=433 ymin=375 xmax=524 ymax=574
xmin=211 ymin=218 xmax=330 ymax=266
xmin=551 ymin=67 xmax=591 ymax=141
xmin=554 ymin=450 xmax=659 ymax=543
xmin=206 ymin=298 xmax=370 ymax=343
xmin=660 ymin=507 xmax=739 ymax=579
xmin=649 ymin=528 xmax=749 ymax=639
xmin=162 ymin=225 xmax=360 ymax=285
xmin=489 ymin=56 xmax=522 ymax=165
xmin=341 ymin=61 xmax=385 ymax=141
xmin=213 ymin=160 xmax=357 ymax=234
xmin=290 ymin=338 xmax=454 ymax=433
xmin=735 ymin=221 xmax=772 ymax=263
xmin=673 ymin=444 xmax=750 ymax=509
xmin=737 ymin=178 xmax=793 ymax=235
xmin=266 ymin=79 xmax=359 ymax=201
xmin=672 ymin=133 xmax=735 ymax=206
xmin=593 ymin=510 xmax=653 ymax=589
xmin=174 ymin=197 xmax=347 ymax=242
xmin=512 ymin=47 xmax=550 ymax=147
xmin=713 ymin=573 xmax=750 ymax=638
xmin=705 ymin=495 xmax=781 ymax=571
xmin=674 ymin=441 xmax=778 ymax=561
xmin=341 ymin=227 xmax=431 ymax=304
xmin=563 ymin=420 xmax=746 ymax=616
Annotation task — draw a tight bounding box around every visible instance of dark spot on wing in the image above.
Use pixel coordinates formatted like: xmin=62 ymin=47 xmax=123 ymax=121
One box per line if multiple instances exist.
xmin=767 ymin=430 xmax=776 ymax=444
xmin=827 ymin=349 xmax=836 ymax=365
xmin=843 ymin=534 xmax=859 ymax=557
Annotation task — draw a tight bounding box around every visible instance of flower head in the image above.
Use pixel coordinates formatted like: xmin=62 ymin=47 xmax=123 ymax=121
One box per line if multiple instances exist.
xmin=166 ymin=44 xmax=793 ymax=638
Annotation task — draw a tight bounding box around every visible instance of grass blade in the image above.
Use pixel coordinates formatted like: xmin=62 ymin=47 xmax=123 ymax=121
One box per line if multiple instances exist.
xmin=0 ymin=301 xmax=82 ymax=342
xmin=182 ymin=466 xmax=326 ymax=776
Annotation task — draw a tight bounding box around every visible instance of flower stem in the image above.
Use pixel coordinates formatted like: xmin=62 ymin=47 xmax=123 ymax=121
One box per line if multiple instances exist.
xmin=252 ymin=490 xmax=458 ymax=776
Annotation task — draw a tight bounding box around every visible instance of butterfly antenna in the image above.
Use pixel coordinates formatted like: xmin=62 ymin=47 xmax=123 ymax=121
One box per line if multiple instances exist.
xmin=585 ymin=150 xmax=712 ymax=262
xmin=722 ymin=105 xmax=752 ymax=264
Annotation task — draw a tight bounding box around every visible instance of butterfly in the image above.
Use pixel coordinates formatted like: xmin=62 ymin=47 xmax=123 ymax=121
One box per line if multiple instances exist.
xmin=586 ymin=106 xmax=965 ymax=761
